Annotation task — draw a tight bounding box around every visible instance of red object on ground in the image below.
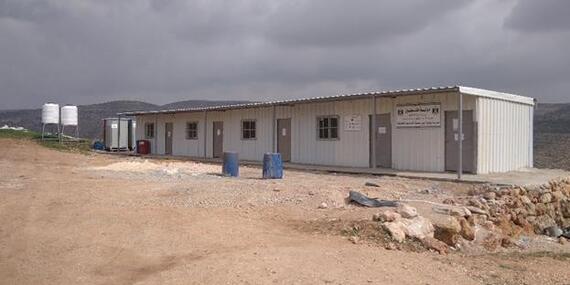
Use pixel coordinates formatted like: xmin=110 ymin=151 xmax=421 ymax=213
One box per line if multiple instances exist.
xmin=137 ymin=140 xmax=150 ymax=154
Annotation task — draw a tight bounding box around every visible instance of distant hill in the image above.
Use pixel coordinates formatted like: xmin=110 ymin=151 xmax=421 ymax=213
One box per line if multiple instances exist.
xmin=0 ymin=100 xmax=251 ymax=139
xmin=533 ymin=102 xmax=570 ymax=170
xmin=534 ymin=103 xmax=570 ymax=133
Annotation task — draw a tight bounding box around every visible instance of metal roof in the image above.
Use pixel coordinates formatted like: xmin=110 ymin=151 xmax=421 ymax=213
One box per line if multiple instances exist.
xmin=118 ymin=85 xmax=534 ymax=116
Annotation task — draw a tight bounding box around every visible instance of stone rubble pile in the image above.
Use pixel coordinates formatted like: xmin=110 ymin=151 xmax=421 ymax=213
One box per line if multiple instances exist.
xmin=466 ymin=177 xmax=570 ymax=237
xmin=372 ymin=177 xmax=570 ymax=253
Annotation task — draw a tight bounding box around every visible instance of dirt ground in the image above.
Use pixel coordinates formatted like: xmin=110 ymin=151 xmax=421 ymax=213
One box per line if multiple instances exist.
xmin=1 ymin=139 xmax=570 ymax=285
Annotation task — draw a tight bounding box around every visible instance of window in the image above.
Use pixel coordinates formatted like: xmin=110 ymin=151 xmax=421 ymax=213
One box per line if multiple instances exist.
xmin=186 ymin=122 xmax=198 ymax=140
xmin=241 ymin=119 xmax=256 ymax=140
xmin=317 ymin=116 xmax=339 ymax=140
xmin=145 ymin=123 xmax=155 ymax=138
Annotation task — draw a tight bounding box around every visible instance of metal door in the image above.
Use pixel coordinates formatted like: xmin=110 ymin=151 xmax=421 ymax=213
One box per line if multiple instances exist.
xmin=213 ymin=121 xmax=223 ymax=158
xmin=369 ymin=114 xmax=392 ymax=168
xmin=165 ymin=122 xmax=173 ymax=155
xmin=445 ymin=110 xmax=475 ymax=173
xmin=277 ymin=118 xmax=292 ymax=162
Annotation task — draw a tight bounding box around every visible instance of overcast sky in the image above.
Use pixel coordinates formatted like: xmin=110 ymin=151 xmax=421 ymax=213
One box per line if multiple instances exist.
xmin=1 ymin=0 xmax=569 ymax=109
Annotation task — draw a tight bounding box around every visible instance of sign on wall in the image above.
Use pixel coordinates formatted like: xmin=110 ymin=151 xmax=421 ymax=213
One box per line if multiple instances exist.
xmin=344 ymin=115 xmax=362 ymax=131
xmin=395 ymin=104 xmax=441 ymax=128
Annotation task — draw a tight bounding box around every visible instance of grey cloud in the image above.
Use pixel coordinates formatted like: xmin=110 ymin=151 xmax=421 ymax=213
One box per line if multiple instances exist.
xmin=0 ymin=0 xmax=569 ymax=109
xmin=264 ymin=0 xmax=472 ymax=47
xmin=505 ymin=0 xmax=570 ymax=32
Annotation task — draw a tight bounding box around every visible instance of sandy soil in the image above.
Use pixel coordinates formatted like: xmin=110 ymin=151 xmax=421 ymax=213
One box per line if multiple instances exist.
xmin=1 ymin=138 xmax=569 ymax=285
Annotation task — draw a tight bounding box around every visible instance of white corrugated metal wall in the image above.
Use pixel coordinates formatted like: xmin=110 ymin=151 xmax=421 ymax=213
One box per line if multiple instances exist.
xmin=476 ymin=97 xmax=533 ymax=173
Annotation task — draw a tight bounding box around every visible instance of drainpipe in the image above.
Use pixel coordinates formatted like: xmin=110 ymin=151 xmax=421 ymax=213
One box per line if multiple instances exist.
xmin=371 ymin=94 xmax=377 ymax=168
xmin=458 ymin=92 xmax=464 ymax=180
xmin=203 ymin=110 xmax=207 ymax=158
xmin=154 ymin=114 xmax=158 ymax=154
xmin=272 ymin=105 xmax=276 ymax=153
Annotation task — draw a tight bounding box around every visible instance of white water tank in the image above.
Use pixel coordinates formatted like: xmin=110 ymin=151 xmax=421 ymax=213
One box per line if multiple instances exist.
xmin=61 ymin=105 xmax=78 ymax=126
xmin=41 ymin=103 xmax=60 ymax=124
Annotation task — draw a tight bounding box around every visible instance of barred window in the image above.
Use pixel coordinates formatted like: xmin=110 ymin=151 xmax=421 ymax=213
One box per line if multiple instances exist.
xmin=241 ymin=120 xmax=256 ymax=140
xmin=317 ymin=116 xmax=339 ymax=140
xmin=145 ymin=123 xmax=155 ymax=139
xmin=186 ymin=122 xmax=198 ymax=140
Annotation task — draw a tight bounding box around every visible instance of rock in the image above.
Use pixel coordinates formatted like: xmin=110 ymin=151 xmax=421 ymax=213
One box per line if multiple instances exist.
xmin=458 ymin=217 xmax=475 ymax=241
xmin=434 ymin=228 xmax=460 ymax=247
xmin=433 ymin=205 xmax=471 ymax=217
xmin=551 ymin=191 xmax=565 ymax=202
xmin=501 ymin=237 xmax=517 ymax=248
xmin=373 ymin=210 xmax=401 ymax=223
xmin=318 ymin=202 xmax=328 ymax=209
xmin=468 ymin=198 xmax=484 ymax=209
xmin=543 ymin=226 xmax=563 ymax=238
xmin=433 ymin=216 xmax=462 ymax=233
xmin=400 ymin=216 xmax=435 ymax=240
xmin=383 ymin=222 xmax=406 ymax=243
xmin=384 ymin=242 xmax=397 ymax=250
xmin=540 ymin=193 xmax=553 ymax=204
xmin=397 ymin=204 xmax=418 ymax=219
xmin=520 ymin=195 xmax=532 ymax=205
xmin=433 ymin=216 xmax=461 ymax=246
xmin=348 ymin=236 xmax=359 ymax=244
xmin=442 ymin=198 xmax=456 ymax=205
xmin=466 ymin=206 xmax=488 ymax=216
xmin=560 ymin=200 xmax=570 ymax=218
xmin=529 ymin=215 xmax=557 ymax=233
xmin=484 ymin=191 xmax=496 ymax=200
xmin=559 ymin=237 xmax=568 ymax=245
xmin=422 ymin=237 xmax=448 ymax=254
xmin=365 ymin=182 xmax=380 ymax=187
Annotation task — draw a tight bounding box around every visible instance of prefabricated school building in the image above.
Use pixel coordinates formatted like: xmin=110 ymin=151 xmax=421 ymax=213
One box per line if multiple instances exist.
xmin=120 ymin=86 xmax=535 ymax=175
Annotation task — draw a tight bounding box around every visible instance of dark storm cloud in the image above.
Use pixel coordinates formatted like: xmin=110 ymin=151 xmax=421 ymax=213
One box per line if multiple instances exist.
xmin=0 ymin=0 xmax=569 ymax=109
xmin=264 ymin=0 xmax=470 ymax=46
xmin=505 ymin=0 xmax=570 ymax=33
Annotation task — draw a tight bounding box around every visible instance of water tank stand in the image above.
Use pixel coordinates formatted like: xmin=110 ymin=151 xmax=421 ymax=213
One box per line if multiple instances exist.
xmin=41 ymin=123 xmax=60 ymax=141
xmin=61 ymin=125 xmax=80 ymax=142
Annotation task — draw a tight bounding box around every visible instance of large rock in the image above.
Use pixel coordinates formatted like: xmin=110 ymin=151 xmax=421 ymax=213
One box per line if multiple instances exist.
xmin=422 ymin=237 xmax=448 ymax=254
xmin=373 ymin=210 xmax=401 ymax=223
xmin=400 ymin=216 xmax=434 ymax=240
xmin=458 ymin=217 xmax=475 ymax=241
xmin=382 ymin=216 xmax=434 ymax=241
xmin=433 ymin=216 xmax=461 ymax=233
xmin=383 ymin=222 xmax=406 ymax=243
xmin=432 ymin=216 xmax=461 ymax=246
xmin=397 ymin=204 xmax=418 ymax=219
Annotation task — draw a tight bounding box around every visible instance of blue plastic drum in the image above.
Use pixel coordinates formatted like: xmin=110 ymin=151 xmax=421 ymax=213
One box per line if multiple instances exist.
xmin=222 ymin=151 xmax=239 ymax=177
xmin=262 ymin=153 xmax=283 ymax=179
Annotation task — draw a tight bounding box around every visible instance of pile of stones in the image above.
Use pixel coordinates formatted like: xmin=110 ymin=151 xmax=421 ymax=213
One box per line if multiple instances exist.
xmin=373 ymin=177 xmax=570 ymax=253
xmin=465 ymin=177 xmax=570 ymax=238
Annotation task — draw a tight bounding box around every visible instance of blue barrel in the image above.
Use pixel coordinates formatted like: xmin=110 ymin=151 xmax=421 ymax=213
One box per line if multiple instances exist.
xmin=262 ymin=153 xmax=283 ymax=179
xmin=222 ymin=151 xmax=239 ymax=177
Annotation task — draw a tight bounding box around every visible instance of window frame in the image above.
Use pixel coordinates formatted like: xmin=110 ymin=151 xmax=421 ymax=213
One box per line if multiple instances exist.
xmin=316 ymin=115 xmax=340 ymax=141
xmin=144 ymin=122 xmax=155 ymax=139
xmin=241 ymin=119 xmax=257 ymax=140
xmin=185 ymin=121 xmax=198 ymax=140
